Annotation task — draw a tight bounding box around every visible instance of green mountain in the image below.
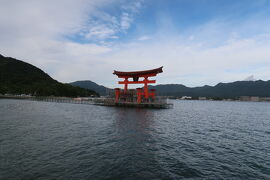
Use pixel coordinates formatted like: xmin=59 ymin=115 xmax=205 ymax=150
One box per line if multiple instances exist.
xmin=151 ymin=80 xmax=270 ymax=98
xmin=0 ymin=54 xmax=98 ymax=97
xmin=70 ymin=78 xmax=270 ymax=98
xmin=70 ymin=80 xmax=111 ymax=96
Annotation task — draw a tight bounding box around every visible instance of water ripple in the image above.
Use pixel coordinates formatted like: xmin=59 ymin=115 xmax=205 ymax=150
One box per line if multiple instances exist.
xmin=0 ymin=99 xmax=270 ymax=179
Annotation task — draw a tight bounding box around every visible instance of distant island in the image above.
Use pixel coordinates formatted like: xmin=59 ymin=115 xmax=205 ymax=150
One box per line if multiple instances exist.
xmin=0 ymin=54 xmax=98 ymax=97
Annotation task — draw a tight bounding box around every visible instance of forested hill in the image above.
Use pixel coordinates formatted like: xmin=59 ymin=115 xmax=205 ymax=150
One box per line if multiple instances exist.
xmin=70 ymin=80 xmax=111 ymax=96
xmin=0 ymin=54 xmax=98 ymax=97
xmin=151 ymin=80 xmax=270 ymax=98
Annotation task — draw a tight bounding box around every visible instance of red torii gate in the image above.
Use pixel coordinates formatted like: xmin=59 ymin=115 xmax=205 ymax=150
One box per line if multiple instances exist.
xmin=113 ymin=66 xmax=163 ymax=103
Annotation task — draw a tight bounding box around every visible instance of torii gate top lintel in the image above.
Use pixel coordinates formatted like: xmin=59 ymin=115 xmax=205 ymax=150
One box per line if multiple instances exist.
xmin=113 ymin=66 xmax=163 ymax=78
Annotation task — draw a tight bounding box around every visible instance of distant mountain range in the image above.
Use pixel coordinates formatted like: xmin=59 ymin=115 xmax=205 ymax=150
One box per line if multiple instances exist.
xmin=70 ymin=80 xmax=111 ymax=96
xmin=70 ymin=80 xmax=270 ymax=98
xmin=149 ymin=81 xmax=270 ymax=98
xmin=0 ymin=54 xmax=98 ymax=97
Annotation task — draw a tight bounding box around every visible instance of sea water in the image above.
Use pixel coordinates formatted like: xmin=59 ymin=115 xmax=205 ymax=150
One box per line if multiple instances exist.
xmin=0 ymin=99 xmax=269 ymax=179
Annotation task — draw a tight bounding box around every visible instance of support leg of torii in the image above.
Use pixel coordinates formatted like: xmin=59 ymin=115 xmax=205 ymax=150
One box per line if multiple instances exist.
xmin=144 ymin=77 xmax=149 ymax=99
xmin=124 ymin=77 xmax=128 ymax=93
xmin=136 ymin=88 xmax=142 ymax=103
xmin=115 ymin=88 xmax=120 ymax=103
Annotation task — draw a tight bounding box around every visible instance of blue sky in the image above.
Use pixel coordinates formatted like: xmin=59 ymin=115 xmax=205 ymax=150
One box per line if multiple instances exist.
xmin=67 ymin=0 xmax=270 ymax=44
xmin=79 ymin=1 xmax=269 ymax=39
xmin=1 ymin=0 xmax=270 ymax=87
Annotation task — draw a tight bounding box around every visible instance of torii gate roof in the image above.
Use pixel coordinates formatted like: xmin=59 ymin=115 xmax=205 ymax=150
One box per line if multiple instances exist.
xmin=113 ymin=66 xmax=163 ymax=77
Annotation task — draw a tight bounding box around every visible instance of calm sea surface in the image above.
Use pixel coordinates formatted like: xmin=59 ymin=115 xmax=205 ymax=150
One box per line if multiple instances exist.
xmin=0 ymin=99 xmax=269 ymax=179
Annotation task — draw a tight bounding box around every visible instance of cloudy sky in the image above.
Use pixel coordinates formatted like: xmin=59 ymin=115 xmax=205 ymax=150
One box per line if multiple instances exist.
xmin=1 ymin=0 xmax=270 ymax=87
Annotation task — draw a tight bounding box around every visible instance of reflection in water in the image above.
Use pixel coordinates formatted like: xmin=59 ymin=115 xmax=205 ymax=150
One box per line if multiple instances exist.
xmin=113 ymin=108 xmax=154 ymax=133
xmin=111 ymin=108 xmax=170 ymax=179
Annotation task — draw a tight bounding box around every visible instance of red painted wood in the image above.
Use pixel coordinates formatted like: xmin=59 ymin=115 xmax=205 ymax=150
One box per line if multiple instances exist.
xmin=115 ymin=88 xmax=120 ymax=103
xmin=136 ymin=88 xmax=142 ymax=103
xmin=118 ymin=80 xmax=156 ymax=84
xmin=113 ymin=67 xmax=163 ymax=77
xmin=117 ymin=73 xmax=158 ymax=78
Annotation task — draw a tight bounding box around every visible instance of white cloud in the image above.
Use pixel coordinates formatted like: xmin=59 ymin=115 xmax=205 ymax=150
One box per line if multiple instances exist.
xmin=0 ymin=0 xmax=142 ymax=84
xmin=99 ymin=30 xmax=270 ymax=87
xmin=79 ymin=0 xmax=143 ymax=40
xmin=121 ymin=12 xmax=132 ymax=30
xmin=84 ymin=24 xmax=116 ymax=39
xmin=138 ymin=35 xmax=151 ymax=41
xmin=0 ymin=0 xmax=270 ymax=88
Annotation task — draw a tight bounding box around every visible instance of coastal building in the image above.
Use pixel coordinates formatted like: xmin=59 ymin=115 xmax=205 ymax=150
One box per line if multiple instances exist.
xmin=180 ymin=96 xmax=192 ymax=100
xmin=199 ymin=97 xmax=207 ymax=100
xmin=250 ymin=96 xmax=260 ymax=102
xmin=259 ymin=97 xmax=270 ymax=101
xmin=240 ymin=96 xmax=259 ymax=102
